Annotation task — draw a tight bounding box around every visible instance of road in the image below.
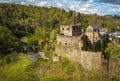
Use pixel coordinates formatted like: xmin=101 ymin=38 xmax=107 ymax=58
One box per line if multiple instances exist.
xmin=27 ymin=52 xmax=38 ymax=64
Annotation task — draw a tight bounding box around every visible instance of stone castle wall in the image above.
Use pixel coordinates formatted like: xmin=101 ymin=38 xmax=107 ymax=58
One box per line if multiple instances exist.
xmin=57 ymin=34 xmax=81 ymax=47
xmin=56 ymin=25 xmax=102 ymax=70
xmin=60 ymin=25 xmax=72 ymax=36
xmin=60 ymin=25 xmax=82 ymax=36
xmin=80 ymin=51 xmax=101 ymax=70
xmin=56 ymin=45 xmax=102 ymax=70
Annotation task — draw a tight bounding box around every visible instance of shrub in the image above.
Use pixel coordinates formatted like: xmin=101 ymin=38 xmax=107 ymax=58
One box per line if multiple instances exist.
xmin=41 ymin=75 xmax=60 ymax=81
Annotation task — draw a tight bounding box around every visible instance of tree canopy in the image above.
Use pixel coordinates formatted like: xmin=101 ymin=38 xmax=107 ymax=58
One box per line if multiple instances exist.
xmin=0 ymin=26 xmax=18 ymax=52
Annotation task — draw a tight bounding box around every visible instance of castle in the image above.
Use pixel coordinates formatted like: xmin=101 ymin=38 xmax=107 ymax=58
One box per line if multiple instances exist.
xmin=56 ymin=25 xmax=108 ymax=70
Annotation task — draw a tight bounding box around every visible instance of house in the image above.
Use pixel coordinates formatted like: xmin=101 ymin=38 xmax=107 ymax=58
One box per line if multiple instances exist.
xmin=100 ymin=28 xmax=108 ymax=36
xmin=109 ymin=32 xmax=120 ymax=46
xmin=85 ymin=25 xmax=101 ymax=49
xmin=85 ymin=25 xmax=108 ymax=50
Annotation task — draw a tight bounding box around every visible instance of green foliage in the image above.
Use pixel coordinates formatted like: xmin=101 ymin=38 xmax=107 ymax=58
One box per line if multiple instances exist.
xmin=0 ymin=3 xmax=119 ymax=39
xmin=81 ymin=23 xmax=89 ymax=28
xmin=0 ymin=3 xmax=120 ymax=81
xmin=41 ymin=75 xmax=60 ymax=81
xmin=0 ymin=26 xmax=20 ymax=53
xmin=38 ymin=58 xmax=49 ymax=63
xmin=94 ymin=40 xmax=101 ymax=51
xmin=35 ymin=28 xmax=49 ymax=40
xmin=0 ymin=3 xmax=119 ymax=54
xmin=43 ymin=43 xmax=49 ymax=51
xmin=50 ymin=30 xmax=57 ymax=42
xmin=0 ymin=53 xmax=39 ymax=81
xmin=88 ymin=71 xmax=102 ymax=81
xmin=104 ymin=43 xmax=120 ymax=60
xmin=61 ymin=58 xmax=74 ymax=73
xmin=27 ymin=37 xmax=38 ymax=46
xmin=63 ymin=63 xmax=74 ymax=73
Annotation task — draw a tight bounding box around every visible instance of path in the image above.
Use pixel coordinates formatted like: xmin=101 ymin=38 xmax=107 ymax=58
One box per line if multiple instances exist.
xmin=27 ymin=52 xmax=38 ymax=64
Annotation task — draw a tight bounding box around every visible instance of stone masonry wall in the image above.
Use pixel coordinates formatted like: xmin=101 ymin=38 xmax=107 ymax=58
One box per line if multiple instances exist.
xmin=57 ymin=34 xmax=80 ymax=47
xmin=60 ymin=25 xmax=72 ymax=36
xmin=56 ymin=45 xmax=102 ymax=70
xmin=80 ymin=51 xmax=101 ymax=70
xmin=57 ymin=25 xmax=102 ymax=70
xmin=60 ymin=25 xmax=82 ymax=36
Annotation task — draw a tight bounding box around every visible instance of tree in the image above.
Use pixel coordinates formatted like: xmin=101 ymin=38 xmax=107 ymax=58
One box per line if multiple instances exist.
xmin=43 ymin=43 xmax=49 ymax=51
xmin=50 ymin=30 xmax=57 ymax=42
xmin=0 ymin=26 xmax=17 ymax=52
xmin=104 ymin=43 xmax=120 ymax=80
xmin=104 ymin=43 xmax=120 ymax=60
xmin=27 ymin=37 xmax=38 ymax=46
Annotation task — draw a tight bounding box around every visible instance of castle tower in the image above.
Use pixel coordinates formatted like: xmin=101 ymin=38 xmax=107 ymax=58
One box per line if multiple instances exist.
xmin=56 ymin=25 xmax=83 ymax=56
xmin=60 ymin=25 xmax=82 ymax=36
xmin=85 ymin=25 xmax=100 ymax=49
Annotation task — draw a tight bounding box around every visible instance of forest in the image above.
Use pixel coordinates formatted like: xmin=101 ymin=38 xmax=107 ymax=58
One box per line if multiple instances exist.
xmin=0 ymin=3 xmax=120 ymax=53
xmin=0 ymin=3 xmax=120 ymax=81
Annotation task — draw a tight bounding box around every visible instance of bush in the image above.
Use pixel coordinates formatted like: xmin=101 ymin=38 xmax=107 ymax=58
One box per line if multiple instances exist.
xmin=27 ymin=37 xmax=38 ymax=46
xmin=61 ymin=58 xmax=74 ymax=73
xmin=41 ymin=75 xmax=60 ymax=81
xmin=0 ymin=53 xmax=39 ymax=81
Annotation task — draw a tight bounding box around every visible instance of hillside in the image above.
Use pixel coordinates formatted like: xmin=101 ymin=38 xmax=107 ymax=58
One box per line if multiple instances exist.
xmin=0 ymin=3 xmax=119 ymax=37
xmin=0 ymin=3 xmax=119 ymax=53
xmin=0 ymin=3 xmax=120 ymax=81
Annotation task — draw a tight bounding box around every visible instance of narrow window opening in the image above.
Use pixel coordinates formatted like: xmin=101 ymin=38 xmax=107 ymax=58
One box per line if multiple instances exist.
xmin=65 ymin=43 xmax=67 ymax=45
xmin=73 ymin=27 xmax=75 ymax=31
xmin=59 ymin=42 xmax=61 ymax=45
xmin=67 ymin=28 xmax=69 ymax=30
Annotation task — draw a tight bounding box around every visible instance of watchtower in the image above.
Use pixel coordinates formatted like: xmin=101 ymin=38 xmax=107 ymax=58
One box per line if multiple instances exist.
xmin=60 ymin=25 xmax=82 ymax=36
xmin=57 ymin=25 xmax=82 ymax=47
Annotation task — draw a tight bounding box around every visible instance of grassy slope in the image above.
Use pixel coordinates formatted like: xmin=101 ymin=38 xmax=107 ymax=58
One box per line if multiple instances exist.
xmin=0 ymin=53 xmax=38 ymax=81
xmin=32 ymin=58 xmax=109 ymax=81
